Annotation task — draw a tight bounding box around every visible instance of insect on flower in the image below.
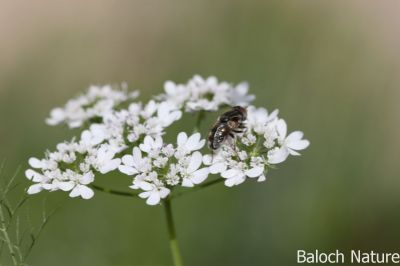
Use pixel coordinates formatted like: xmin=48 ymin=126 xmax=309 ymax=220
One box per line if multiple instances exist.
xmin=208 ymin=106 xmax=247 ymax=150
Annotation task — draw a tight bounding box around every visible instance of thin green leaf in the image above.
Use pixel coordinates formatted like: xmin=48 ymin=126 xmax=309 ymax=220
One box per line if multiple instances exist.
xmin=0 ymin=166 xmax=21 ymax=198
xmin=0 ymin=201 xmax=13 ymax=221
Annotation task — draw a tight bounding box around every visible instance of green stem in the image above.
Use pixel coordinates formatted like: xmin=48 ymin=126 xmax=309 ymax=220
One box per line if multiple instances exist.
xmin=0 ymin=205 xmax=19 ymax=266
xmin=163 ymin=198 xmax=183 ymax=266
xmin=90 ymin=184 xmax=139 ymax=198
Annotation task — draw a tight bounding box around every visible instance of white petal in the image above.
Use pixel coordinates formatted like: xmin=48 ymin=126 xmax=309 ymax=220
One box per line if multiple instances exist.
xmin=164 ymin=81 xmax=176 ymax=94
xmin=166 ymin=110 xmax=182 ymax=125
xmin=221 ymin=169 xmax=240 ymax=179
xmin=288 ymin=149 xmax=301 ymax=156
xmin=27 ymin=184 xmax=43 ymax=194
xmin=91 ymin=124 xmax=106 ymax=136
xmin=287 ymin=139 xmax=310 ymax=151
xmin=100 ymin=158 xmax=121 ymax=174
xmin=177 ymin=132 xmax=188 ymax=147
xmin=191 ymin=168 xmax=209 ymax=184
xmin=181 ymin=178 xmax=194 ymax=187
xmin=79 ymin=185 xmax=94 ymax=199
xmin=268 ymin=109 xmax=279 ymax=121
xmin=186 ymin=133 xmax=201 ymax=150
xmin=42 ymin=183 xmax=54 ymax=190
xmin=187 ymin=151 xmax=202 ymax=173
xmin=286 ymin=131 xmax=303 ymax=142
xmin=146 ymin=192 xmax=161 ymax=205
xmin=69 ymin=186 xmax=80 ymax=198
xmin=202 ymin=154 xmax=213 ymax=165
xmin=236 ymin=82 xmax=249 ymax=94
xmin=118 ymin=165 xmax=138 ymax=175
xmin=132 ymin=147 xmax=142 ymax=162
xmin=129 ymin=184 xmax=139 ymax=190
xmin=276 ymin=119 xmax=287 ymax=138
xmin=81 ymin=130 xmax=91 ymax=144
xmin=25 ymin=169 xmax=40 ymax=181
xmin=80 ymin=172 xmax=95 ymax=184
xmin=140 ymin=136 xmax=153 ymax=153
xmin=69 ymin=120 xmax=82 ymax=128
xmin=268 ymin=147 xmax=290 ymax=164
xmin=235 ymin=175 xmax=247 ymax=186
xmin=58 ymin=181 xmax=74 ymax=191
xmin=159 ymin=187 xmax=170 ymax=198
xmin=155 ymin=136 xmax=163 ymax=148
xmin=139 ymin=181 xmax=153 ymax=191
xmin=196 ymin=139 xmax=206 ymax=150
xmin=245 ymin=166 xmax=264 ymax=178
xmin=210 ymin=162 xmax=226 ymax=174
xmin=139 ymin=191 xmax=151 ymax=199
xmin=122 ymin=155 xmax=134 ymax=166
xmin=25 ymin=169 xmax=34 ymax=180
xmin=224 ymin=178 xmax=236 ymax=187
xmin=28 ymin=158 xmax=42 ymax=168
xmin=96 ymin=147 xmax=107 ymax=161
xmin=49 ymin=108 xmax=64 ymax=119
xmin=156 ymin=102 xmax=168 ymax=117
xmin=257 ymin=175 xmax=267 ymax=182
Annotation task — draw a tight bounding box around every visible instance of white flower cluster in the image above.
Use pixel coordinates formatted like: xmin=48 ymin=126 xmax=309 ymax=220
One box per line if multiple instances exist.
xmin=205 ymin=106 xmax=309 ymax=187
xmin=46 ymin=84 xmax=139 ymax=128
xmin=160 ymin=75 xmax=255 ymax=111
xmin=118 ymin=133 xmax=209 ymax=205
xmin=26 ymin=75 xmax=309 ymax=205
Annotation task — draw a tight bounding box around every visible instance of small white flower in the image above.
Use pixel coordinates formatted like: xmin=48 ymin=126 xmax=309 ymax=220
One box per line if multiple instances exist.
xmin=68 ymin=171 xmax=95 ymax=199
xmin=228 ymin=82 xmax=255 ymax=106
xmin=221 ymin=160 xmax=264 ymax=187
xmin=119 ymin=147 xmax=152 ymax=175
xmin=247 ymin=106 xmax=279 ymax=134
xmin=91 ymin=146 xmax=121 ymax=174
xmin=139 ymin=136 xmax=163 ymax=158
xmin=162 ymin=81 xmax=191 ymax=108
xmin=46 ymin=84 xmax=139 ymax=128
xmin=46 ymin=108 xmax=66 ymax=126
xmin=175 ymin=132 xmax=205 ymax=158
xmin=158 ymin=75 xmax=255 ymax=112
xmin=221 ymin=167 xmax=247 ymax=187
xmin=141 ymin=100 xmax=158 ymax=118
xmin=80 ymin=124 xmax=108 ymax=146
xmin=156 ymin=102 xmax=182 ymax=127
xmin=241 ymin=133 xmax=257 ymax=146
xmin=263 ymin=122 xmax=279 ymax=149
xmin=25 ymin=169 xmax=53 ymax=194
xmin=161 ymin=144 xmax=175 ymax=157
xmin=267 ymin=119 xmax=310 ymax=164
xmin=181 ymin=152 xmax=210 ymax=187
xmin=137 ymin=181 xmax=170 ymax=205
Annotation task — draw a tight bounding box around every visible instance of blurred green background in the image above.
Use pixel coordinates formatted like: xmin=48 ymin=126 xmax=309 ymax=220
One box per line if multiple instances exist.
xmin=1 ymin=1 xmax=400 ymax=265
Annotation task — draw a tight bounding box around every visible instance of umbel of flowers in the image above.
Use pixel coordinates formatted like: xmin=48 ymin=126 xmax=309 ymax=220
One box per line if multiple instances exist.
xmin=26 ymin=76 xmax=309 ymax=205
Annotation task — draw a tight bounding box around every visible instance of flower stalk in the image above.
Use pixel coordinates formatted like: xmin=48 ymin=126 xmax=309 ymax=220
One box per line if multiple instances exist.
xmin=171 ymin=177 xmax=224 ymax=199
xmin=163 ymin=198 xmax=183 ymax=266
xmin=90 ymin=184 xmax=139 ymax=198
